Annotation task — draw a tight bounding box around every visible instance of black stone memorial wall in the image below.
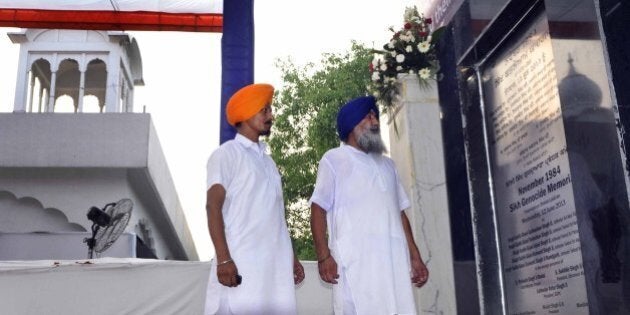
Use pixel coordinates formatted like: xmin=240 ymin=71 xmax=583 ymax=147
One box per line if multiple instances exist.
xmin=457 ymin=0 xmax=630 ymax=313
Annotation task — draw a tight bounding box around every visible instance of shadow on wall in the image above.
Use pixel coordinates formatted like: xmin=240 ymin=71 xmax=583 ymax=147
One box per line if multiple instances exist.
xmin=0 ymin=190 xmax=85 ymax=232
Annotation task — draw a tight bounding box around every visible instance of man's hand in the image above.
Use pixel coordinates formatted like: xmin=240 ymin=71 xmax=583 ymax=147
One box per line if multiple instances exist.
xmin=318 ymin=255 xmax=339 ymax=284
xmin=217 ymin=261 xmax=240 ymax=287
xmin=208 ymin=185 xmax=240 ymax=287
xmin=410 ymin=257 xmax=429 ymax=288
xmin=401 ymin=211 xmax=429 ymax=288
xmin=311 ymin=203 xmax=338 ymax=284
xmin=293 ymin=257 xmax=305 ymax=285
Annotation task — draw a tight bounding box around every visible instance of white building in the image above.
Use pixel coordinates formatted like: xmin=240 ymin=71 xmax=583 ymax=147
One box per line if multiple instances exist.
xmin=0 ymin=29 xmax=197 ymax=261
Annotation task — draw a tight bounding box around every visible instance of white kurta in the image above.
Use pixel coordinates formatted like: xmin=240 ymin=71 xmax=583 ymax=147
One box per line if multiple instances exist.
xmin=310 ymin=144 xmax=416 ymax=315
xmin=205 ymin=134 xmax=296 ymax=315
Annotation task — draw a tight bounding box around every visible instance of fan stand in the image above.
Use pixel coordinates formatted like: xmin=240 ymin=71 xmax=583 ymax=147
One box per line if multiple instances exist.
xmin=86 ymin=223 xmax=101 ymax=259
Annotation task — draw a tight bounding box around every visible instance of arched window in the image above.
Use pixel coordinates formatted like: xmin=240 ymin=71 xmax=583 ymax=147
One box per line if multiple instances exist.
xmin=55 ymin=58 xmax=79 ymax=112
xmin=28 ymin=58 xmax=51 ymax=112
xmin=85 ymin=58 xmax=107 ymax=112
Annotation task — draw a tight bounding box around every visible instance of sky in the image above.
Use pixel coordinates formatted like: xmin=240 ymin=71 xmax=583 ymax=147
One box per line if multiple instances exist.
xmin=0 ymin=0 xmax=424 ymax=260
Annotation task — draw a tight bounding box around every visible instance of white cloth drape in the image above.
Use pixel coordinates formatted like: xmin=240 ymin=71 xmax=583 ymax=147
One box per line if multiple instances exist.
xmin=0 ymin=258 xmax=211 ymax=315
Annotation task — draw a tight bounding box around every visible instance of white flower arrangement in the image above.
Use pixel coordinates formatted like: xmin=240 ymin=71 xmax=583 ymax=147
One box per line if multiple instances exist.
xmin=368 ymin=6 xmax=444 ymax=111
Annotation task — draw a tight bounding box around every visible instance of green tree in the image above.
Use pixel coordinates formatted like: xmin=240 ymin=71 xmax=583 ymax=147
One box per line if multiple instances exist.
xmin=269 ymin=42 xmax=372 ymax=260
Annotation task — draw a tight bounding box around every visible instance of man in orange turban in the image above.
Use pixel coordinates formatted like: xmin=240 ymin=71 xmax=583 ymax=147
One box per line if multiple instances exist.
xmin=205 ymin=83 xmax=304 ymax=314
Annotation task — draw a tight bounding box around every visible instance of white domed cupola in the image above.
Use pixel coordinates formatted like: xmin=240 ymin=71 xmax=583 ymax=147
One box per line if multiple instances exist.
xmin=8 ymin=29 xmax=143 ymax=113
xmin=558 ymin=54 xmax=603 ymax=117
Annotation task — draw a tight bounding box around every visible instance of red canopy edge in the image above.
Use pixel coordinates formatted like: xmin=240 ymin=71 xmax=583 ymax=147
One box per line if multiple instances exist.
xmin=0 ymin=9 xmax=223 ymax=32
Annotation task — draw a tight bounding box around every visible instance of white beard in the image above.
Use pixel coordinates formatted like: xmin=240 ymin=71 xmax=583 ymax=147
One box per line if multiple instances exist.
xmin=357 ymin=127 xmax=387 ymax=154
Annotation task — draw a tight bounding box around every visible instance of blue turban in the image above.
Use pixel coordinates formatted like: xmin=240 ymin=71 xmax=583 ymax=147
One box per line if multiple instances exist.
xmin=336 ymin=96 xmax=379 ymax=141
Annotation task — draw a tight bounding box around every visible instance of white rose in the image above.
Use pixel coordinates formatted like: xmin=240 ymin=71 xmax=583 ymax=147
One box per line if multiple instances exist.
xmin=408 ymin=70 xmax=415 ymax=74
xmin=396 ymin=54 xmax=405 ymax=63
xmin=371 ymin=72 xmax=380 ymax=81
xmin=380 ymin=64 xmax=387 ymax=71
xmin=405 ymin=45 xmax=413 ymax=53
xmin=419 ymin=68 xmax=431 ymax=79
xmin=396 ymin=66 xmax=403 ymax=71
xmin=417 ymin=41 xmax=431 ymax=53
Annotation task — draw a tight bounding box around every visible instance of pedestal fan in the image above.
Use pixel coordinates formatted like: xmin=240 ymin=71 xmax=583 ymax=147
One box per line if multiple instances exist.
xmin=84 ymin=199 xmax=133 ymax=259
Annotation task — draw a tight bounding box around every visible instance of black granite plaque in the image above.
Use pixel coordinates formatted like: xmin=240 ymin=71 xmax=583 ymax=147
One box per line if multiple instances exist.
xmin=481 ymin=12 xmax=588 ymax=315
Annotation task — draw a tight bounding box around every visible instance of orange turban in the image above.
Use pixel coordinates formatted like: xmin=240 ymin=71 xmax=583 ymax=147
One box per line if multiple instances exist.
xmin=226 ymin=83 xmax=274 ymax=126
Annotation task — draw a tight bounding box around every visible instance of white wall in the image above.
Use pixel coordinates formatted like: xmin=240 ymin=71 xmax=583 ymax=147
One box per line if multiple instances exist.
xmin=0 ymin=113 xmax=196 ymax=260
xmin=296 ymin=261 xmax=333 ymax=314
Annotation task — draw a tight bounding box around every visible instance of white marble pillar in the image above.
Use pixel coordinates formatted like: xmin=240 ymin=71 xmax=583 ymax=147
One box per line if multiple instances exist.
xmin=387 ymin=74 xmax=457 ymax=314
xmin=78 ymin=54 xmax=86 ymax=113
xmin=27 ymin=73 xmax=35 ymax=113
xmin=46 ymin=53 xmax=59 ymax=113
xmin=37 ymin=86 xmax=45 ymax=113
xmin=41 ymin=88 xmax=48 ymax=113
xmin=47 ymin=71 xmax=57 ymax=113
xmin=125 ymin=88 xmax=134 ymax=113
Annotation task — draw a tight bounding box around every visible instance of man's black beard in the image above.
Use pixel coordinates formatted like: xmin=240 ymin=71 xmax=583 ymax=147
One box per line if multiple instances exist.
xmin=357 ymin=127 xmax=387 ymax=154
xmin=260 ymin=122 xmax=272 ymax=136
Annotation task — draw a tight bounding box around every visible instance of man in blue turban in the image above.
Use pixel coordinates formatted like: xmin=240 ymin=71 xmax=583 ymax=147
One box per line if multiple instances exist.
xmin=310 ymin=95 xmax=429 ymax=314
xmin=336 ymin=96 xmax=379 ymax=141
